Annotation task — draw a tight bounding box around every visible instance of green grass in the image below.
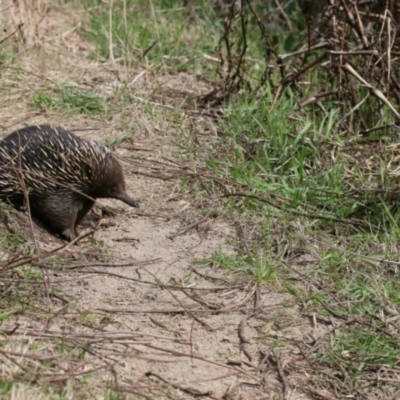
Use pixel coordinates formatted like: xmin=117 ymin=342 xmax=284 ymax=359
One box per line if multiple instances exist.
xmin=104 ymin=131 xmax=134 ymax=148
xmin=325 ymin=329 xmax=400 ymax=371
xmin=0 ymin=378 xmax=12 ymax=395
xmin=0 ymin=206 xmax=26 ymax=254
xmin=184 ymin=24 xmax=400 ymax=394
xmin=32 ymin=83 xmax=106 ymax=116
xmin=82 ymin=0 xmax=223 ymax=75
xmin=201 ymin=250 xmax=277 ymax=284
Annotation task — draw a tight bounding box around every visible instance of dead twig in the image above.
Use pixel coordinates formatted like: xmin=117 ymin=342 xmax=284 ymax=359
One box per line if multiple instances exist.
xmin=271 ymin=348 xmax=289 ymax=399
xmin=167 ymin=199 xmax=215 ymax=240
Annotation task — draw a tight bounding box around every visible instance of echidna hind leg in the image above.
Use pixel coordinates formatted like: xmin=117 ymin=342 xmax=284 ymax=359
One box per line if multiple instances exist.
xmin=29 ymin=193 xmax=79 ymax=241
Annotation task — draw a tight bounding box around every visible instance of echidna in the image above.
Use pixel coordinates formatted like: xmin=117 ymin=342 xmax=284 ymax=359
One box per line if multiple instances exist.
xmin=0 ymin=125 xmax=139 ymax=241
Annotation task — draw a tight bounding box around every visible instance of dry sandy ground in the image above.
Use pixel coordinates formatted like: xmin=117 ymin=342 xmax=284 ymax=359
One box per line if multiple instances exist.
xmin=0 ymin=2 xmax=327 ymax=399
xmin=0 ymin=111 xmax=325 ymax=400
xmin=1 ymin=113 xmax=307 ymax=400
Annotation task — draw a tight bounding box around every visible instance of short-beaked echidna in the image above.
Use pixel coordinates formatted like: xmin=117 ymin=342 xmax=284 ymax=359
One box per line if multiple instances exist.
xmin=0 ymin=125 xmax=139 ymax=241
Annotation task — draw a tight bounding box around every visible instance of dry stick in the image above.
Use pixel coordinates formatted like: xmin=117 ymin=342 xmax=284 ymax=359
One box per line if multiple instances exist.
xmin=273 ymin=0 xmax=292 ymax=31
xmin=130 ymin=94 xmax=175 ymax=110
xmin=342 ymin=62 xmax=400 ymax=119
xmin=299 ymin=90 xmax=339 ymax=108
xmin=19 ymin=328 xmax=191 ymax=343
xmin=272 ymin=52 xmax=328 ymax=107
xmin=167 ymin=199 xmax=215 ymax=240
xmin=4 ymin=0 xmax=20 ymax=36
xmin=0 ymin=66 xmax=58 ymax=87
xmin=10 ymin=135 xmax=54 ymax=308
xmin=302 ymin=312 xmax=332 ymax=326
xmin=0 ymin=22 xmax=24 ymax=45
xmin=0 ymin=274 xmax=95 ymax=284
xmin=287 ymin=257 xmax=397 ymax=338
xmin=108 ymin=0 xmax=115 ymax=64
xmin=296 ymin=231 xmax=400 ymax=268
xmin=145 ymin=372 xmax=216 ymax=399
xmin=12 ymin=137 xmax=41 ymax=258
xmin=190 ymin=265 xmax=231 ymax=283
xmin=0 ymin=349 xmax=30 ymax=373
xmin=292 ymin=343 xmax=332 ymax=386
xmin=189 ymin=317 xmax=195 ymax=365
xmin=336 ymin=92 xmax=370 ymax=126
xmin=0 ymin=349 xmax=63 ymax=362
xmin=128 ymin=170 xmax=176 ymax=181
xmin=278 ymin=42 xmax=330 ymax=60
xmin=238 ymin=314 xmax=254 ymax=362
xmin=244 ymin=0 xmax=278 ymax=92
xmin=0 ymin=229 xmax=94 ymax=275
xmin=181 ymin=289 xmax=220 ymax=310
xmin=49 ymin=228 xmax=94 ymax=249
xmin=57 ymin=259 xmax=161 ymax=271
xmin=0 ymin=294 xmax=51 ymax=315
xmin=385 ymin=9 xmax=391 ymax=93
xmin=304 ymin=319 xmax=356 ymax=359
xmin=141 ymin=267 xmax=213 ymax=330
xmin=220 ymin=192 xmax=370 ymax=229
xmin=118 ymin=372 xmax=237 ymax=394
xmin=149 ymin=317 xmax=182 ymax=338
xmin=387 ymin=387 xmax=400 ymax=400
xmin=272 ymin=348 xmax=289 ymax=399
xmin=96 ymin=302 xmax=290 ymax=315
xmin=329 ymin=50 xmax=379 ymax=56
xmin=280 ymin=51 xmax=327 ymax=82
xmin=142 ymin=41 xmax=158 ymax=59
xmin=361 ymin=123 xmax=395 ymax=135
xmin=75 ymin=262 xmax=259 ymax=308
xmin=64 ymin=268 xmax=240 ymax=292
xmin=324 ymin=348 xmax=353 ymax=390
xmin=224 ymin=284 xmax=257 ymax=311
xmin=127 ymin=65 xmax=153 ymax=87
xmin=349 ymin=0 xmax=369 ymax=48
xmin=42 ymin=365 xmax=111 ymax=385
xmin=144 ymin=343 xmax=261 ymax=384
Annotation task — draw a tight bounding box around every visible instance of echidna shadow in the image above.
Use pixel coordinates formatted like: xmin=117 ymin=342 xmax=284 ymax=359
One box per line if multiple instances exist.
xmin=0 ymin=125 xmax=139 ymax=241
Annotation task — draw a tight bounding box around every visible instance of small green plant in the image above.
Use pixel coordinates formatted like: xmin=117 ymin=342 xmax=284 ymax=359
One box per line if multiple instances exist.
xmin=105 ymin=132 xmax=134 ymax=148
xmin=0 ymin=378 xmax=12 ymax=395
xmin=200 ymin=250 xmax=277 ymax=285
xmin=104 ymin=389 xmax=126 ymax=400
xmin=324 ymin=329 xmax=400 ymax=372
xmin=0 ymin=206 xmax=26 ymax=250
xmin=0 ymin=309 xmax=20 ymax=327
xmin=252 ymin=256 xmax=277 ymax=284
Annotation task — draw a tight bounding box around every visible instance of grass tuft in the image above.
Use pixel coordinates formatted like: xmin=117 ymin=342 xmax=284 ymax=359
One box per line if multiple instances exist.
xmin=32 ymin=84 xmax=106 ymax=116
xmin=82 ymin=0 xmax=222 ymax=74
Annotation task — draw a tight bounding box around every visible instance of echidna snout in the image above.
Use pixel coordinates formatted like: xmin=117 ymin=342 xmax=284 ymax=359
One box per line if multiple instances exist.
xmin=115 ymin=192 xmax=139 ymax=207
xmin=95 ymin=152 xmax=139 ymax=208
xmin=0 ymin=125 xmax=139 ymax=241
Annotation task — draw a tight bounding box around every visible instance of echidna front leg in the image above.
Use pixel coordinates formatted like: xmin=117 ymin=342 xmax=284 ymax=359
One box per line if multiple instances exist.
xmin=29 ymin=192 xmax=80 ymax=241
xmin=75 ymin=199 xmax=95 ymax=227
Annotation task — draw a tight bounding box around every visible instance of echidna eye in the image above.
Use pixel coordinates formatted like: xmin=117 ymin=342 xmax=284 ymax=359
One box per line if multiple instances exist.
xmin=112 ymin=187 xmax=118 ymax=194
